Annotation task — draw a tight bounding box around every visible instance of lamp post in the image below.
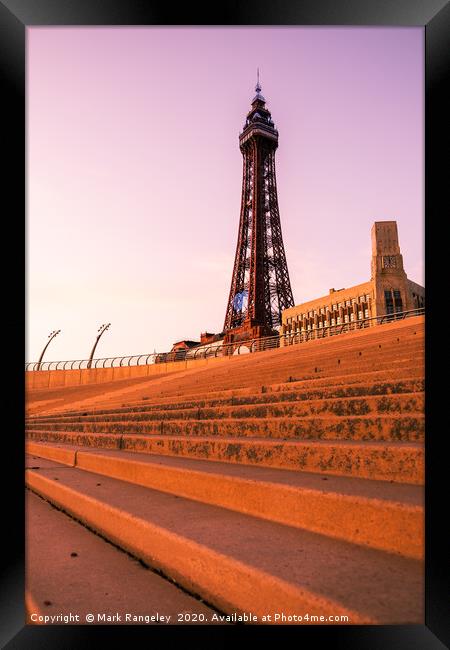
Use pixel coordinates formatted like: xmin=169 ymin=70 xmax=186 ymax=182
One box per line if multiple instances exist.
xmin=87 ymin=323 xmax=111 ymax=369
xmin=37 ymin=329 xmax=61 ymax=370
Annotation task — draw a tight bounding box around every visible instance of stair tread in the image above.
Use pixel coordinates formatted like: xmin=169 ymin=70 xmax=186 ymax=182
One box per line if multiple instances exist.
xmin=28 ymin=391 xmax=424 ymax=420
xmin=27 ymin=444 xmax=423 ymax=507
xmin=26 ymin=462 xmax=423 ymax=623
xmin=26 ymin=382 xmax=425 ymax=420
xmin=28 ymin=365 xmax=424 ymax=417
xmin=26 ymin=490 xmax=217 ymax=624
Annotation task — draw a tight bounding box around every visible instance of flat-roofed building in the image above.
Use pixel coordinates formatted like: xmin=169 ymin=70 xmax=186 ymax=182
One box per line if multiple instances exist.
xmin=280 ymin=221 xmax=424 ymax=341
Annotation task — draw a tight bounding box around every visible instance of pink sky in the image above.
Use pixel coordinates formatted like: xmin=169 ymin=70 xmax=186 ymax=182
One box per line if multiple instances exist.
xmin=27 ymin=27 xmax=424 ymax=362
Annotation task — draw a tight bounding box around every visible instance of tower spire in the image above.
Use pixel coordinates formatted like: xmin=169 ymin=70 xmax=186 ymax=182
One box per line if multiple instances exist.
xmin=252 ymin=68 xmax=265 ymax=104
xmin=223 ymin=81 xmax=294 ymax=339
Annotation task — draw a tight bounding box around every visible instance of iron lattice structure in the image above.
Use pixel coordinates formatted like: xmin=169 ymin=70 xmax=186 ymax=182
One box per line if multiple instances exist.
xmin=224 ymin=81 xmax=294 ymax=333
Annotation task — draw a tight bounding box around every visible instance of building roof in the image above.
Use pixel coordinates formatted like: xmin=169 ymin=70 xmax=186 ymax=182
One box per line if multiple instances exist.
xmin=283 ymin=280 xmax=374 ymax=317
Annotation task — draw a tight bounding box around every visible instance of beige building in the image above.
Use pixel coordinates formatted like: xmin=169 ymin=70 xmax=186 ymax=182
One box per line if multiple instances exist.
xmin=281 ymin=221 xmax=424 ymax=339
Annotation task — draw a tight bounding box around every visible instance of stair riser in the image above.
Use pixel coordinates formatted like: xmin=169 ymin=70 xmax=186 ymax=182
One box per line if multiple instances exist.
xmin=103 ymin=362 xmax=424 ymax=399
xmin=236 ymin=358 xmax=424 ymax=381
xmin=26 ymin=416 xmax=424 ymax=442
xmin=29 ymin=395 xmax=425 ymax=425
xmin=26 ymin=379 xmax=425 ymax=421
xmin=27 ymin=430 xmax=121 ymax=450
xmin=26 ymin=470 xmax=371 ymax=622
xmin=25 ymin=430 xmax=424 ymax=484
xmin=27 ymin=370 xmax=424 ymax=421
xmin=71 ymin=450 xmax=423 ymax=560
xmin=83 ymin=367 xmax=425 ymax=406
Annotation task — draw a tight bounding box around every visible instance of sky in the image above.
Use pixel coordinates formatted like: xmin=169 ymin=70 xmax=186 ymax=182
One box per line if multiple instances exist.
xmin=27 ymin=27 xmax=424 ymax=362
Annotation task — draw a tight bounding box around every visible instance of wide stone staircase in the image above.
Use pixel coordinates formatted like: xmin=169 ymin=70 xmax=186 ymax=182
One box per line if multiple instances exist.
xmin=25 ymin=316 xmax=425 ymax=625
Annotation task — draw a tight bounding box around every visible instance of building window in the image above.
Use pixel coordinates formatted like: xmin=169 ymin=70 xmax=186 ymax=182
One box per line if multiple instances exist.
xmin=384 ymin=290 xmax=394 ymax=315
xmin=346 ymin=300 xmax=351 ymax=307
xmin=350 ymin=312 xmax=355 ymax=322
xmin=383 ymin=255 xmax=397 ymax=268
xmin=337 ymin=316 xmax=341 ymax=325
xmin=344 ymin=314 xmax=349 ymax=323
xmin=364 ymin=309 xmax=369 ymax=318
xmin=393 ymin=289 xmax=403 ymax=313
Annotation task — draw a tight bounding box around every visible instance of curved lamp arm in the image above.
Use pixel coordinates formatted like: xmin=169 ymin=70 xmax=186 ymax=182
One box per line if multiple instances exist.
xmin=87 ymin=323 xmax=111 ymax=369
xmin=37 ymin=329 xmax=61 ymax=370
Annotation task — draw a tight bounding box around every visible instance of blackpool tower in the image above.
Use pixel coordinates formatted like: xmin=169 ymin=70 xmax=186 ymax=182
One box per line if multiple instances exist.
xmin=223 ymin=76 xmax=294 ymax=343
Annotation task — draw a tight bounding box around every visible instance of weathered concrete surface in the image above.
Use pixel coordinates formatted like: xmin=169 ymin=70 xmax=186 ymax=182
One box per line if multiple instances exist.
xmin=26 ymin=414 xmax=424 ymax=443
xmin=25 ymin=318 xmax=425 ymax=625
xmin=26 ymin=317 xmax=424 ymax=416
xmin=26 ymin=490 xmax=218 ymax=625
xmin=30 ymin=393 xmax=425 ymax=423
xmin=27 ymin=377 xmax=425 ymax=421
xmin=26 ymin=430 xmax=424 ymax=484
xmin=27 ymin=443 xmax=424 ymax=559
xmin=27 ymin=360 xmax=424 ymax=418
xmin=26 ymin=441 xmax=77 ymax=466
xmin=25 ymin=463 xmax=423 ymax=624
xmin=26 ymin=317 xmax=423 ymax=395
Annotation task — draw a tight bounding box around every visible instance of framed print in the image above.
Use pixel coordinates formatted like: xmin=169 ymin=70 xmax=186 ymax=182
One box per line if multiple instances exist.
xmin=1 ymin=0 xmax=448 ymax=647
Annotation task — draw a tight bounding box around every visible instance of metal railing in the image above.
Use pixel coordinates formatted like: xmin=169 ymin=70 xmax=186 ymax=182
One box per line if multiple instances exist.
xmin=25 ymin=307 xmax=424 ymax=372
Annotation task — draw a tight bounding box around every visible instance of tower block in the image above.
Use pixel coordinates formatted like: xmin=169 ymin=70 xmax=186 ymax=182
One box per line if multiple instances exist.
xmin=223 ymin=79 xmax=294 ymax=345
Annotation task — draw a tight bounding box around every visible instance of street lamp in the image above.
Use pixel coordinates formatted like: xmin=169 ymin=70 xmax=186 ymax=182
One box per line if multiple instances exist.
xmin=37 ymin=329 xmax=61 ymax=370
xmin=87 ymin=323 xmax=111 ymax=369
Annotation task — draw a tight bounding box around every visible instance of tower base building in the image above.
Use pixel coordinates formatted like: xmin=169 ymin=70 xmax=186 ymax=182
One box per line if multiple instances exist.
xmin=280 ymin=221 xmax=424 ymax=341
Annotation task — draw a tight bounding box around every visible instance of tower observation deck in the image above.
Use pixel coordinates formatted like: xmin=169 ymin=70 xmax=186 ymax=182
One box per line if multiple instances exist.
xmin=223 ymin=78 xmax=294 ymax=343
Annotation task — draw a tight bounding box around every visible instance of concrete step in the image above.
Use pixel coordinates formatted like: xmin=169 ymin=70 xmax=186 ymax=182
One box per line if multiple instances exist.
xmin=239 ymin=355 xmax=424 ymax=379
xmin=26 ymin=430 xmax=424 ymax=484
xmin=112 ymin=360 xmax=424 ymax=395
xmin=28 ymin=366 xmax=424 ymax=419
xmin=26 ymin=319 xmax=424 ymax=415
xmin=281 ymin=336 xmax=423 ymax=353
xmin=27 ymin=377 xmax=425 ymax=421
xmin=26 ymin=488 xmax=218 ymax=625
xmin=81 ymin=367 xmax=425 ymax=410
xmin=26 ymin=414 xmax=424 ymax=443
xmin=25 ymin=461 xmax=423 ymax=624
xmin=28 ymin=393 xmax=424 ymax=426
xmin=27 ymin=442 xmax=424 ymax=560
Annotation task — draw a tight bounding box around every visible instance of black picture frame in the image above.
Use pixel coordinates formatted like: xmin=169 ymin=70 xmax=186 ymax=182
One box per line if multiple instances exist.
xmin=1 ymin=1 xmax=448 ymax=648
